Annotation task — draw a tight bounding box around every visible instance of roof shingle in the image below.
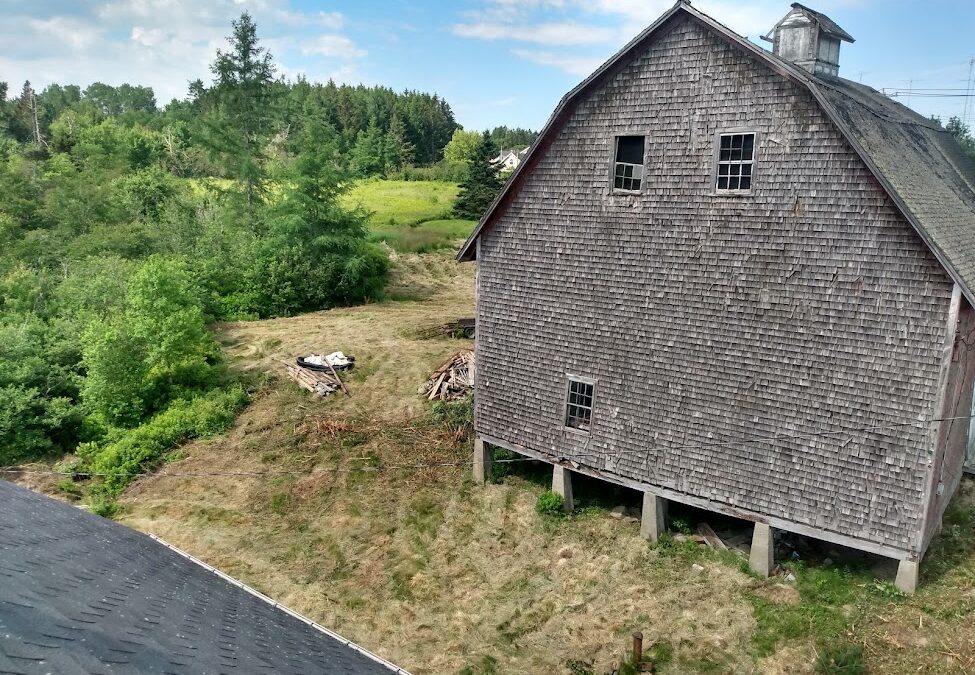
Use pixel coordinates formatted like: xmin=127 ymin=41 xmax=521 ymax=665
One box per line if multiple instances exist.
xmin=0 ymin=480 xmax=406 ymax=675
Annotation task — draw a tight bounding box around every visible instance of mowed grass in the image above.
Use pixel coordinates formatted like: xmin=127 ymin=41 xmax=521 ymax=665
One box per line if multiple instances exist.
xmin=342 ymin=179 xmax=475 ymax=253
xmin=54 ymin=249 xmax=968 ymax=674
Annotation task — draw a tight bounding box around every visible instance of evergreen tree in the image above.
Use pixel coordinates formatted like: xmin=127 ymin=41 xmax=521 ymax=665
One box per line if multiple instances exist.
xmin=383 ymin=111 xmax=414 ymax=172
xmin=206 ymin=12 xmax=276 ymax=220
xmin=0 ymin=82 xmax=9 ymax=138
xmin=453 ymin=131 xmax=502 ymax=220
xmin=350 ymin=120 xmax=384 ymax=176
xmin=254 ymin=116 xmax=387 ymax=316
xmin=11 ymin=81 xmax=44 ymax=146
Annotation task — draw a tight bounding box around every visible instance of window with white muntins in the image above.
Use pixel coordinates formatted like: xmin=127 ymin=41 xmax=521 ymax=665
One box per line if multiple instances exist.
xmin=613 ymin=136 xmax=645 ymax=192
xmin=716 ymin=132 xmax=755 ymax=192
xmin=565 ymin=377 xmax=595 ymax=432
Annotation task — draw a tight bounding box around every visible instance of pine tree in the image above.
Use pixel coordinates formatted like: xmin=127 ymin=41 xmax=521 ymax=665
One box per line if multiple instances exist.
xmin=11 ymin=81 xmax=44 ymax=146
xmin=206 ymin=12 xmax=277 ymax=222
xmin=382 ymin=111 xmax=414 ymax=173
xmin=349 ymin=120 xmax=384 ymax=176
xmin=453 ymin=131 xmax=502 ymax=220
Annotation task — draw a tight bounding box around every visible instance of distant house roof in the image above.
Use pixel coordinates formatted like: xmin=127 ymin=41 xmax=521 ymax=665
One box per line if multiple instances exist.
xmin=0 ymin=480 xmax=407 ymax=675
xmin=457 ymin=1 xmax=975 ymax=305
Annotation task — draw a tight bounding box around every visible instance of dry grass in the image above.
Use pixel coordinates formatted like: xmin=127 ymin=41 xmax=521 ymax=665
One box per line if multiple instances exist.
xmin=31 ymin=248 xmax=975 ymax=674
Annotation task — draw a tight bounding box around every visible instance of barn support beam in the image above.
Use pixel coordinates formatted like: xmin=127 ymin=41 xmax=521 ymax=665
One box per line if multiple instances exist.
xmin=895 ymin=560 xmax=919 ymax=594
xmin=552 ymin=466 xmax=574 ymax=512
xmin=640 ymin=492 xmax=667 ymax=542
xmin=473 ymin=438 xmax=491 ymax=484
xmin=749 ymin=522 xmax=774 ymax=577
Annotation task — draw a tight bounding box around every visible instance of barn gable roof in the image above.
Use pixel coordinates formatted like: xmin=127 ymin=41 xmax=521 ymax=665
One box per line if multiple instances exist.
xmin=457 ymin=1 xmax=975 ymax=304
xmin=0 ymin=480 xmax=407 ymax=675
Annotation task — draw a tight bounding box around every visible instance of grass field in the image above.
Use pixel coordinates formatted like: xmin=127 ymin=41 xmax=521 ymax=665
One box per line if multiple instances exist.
xmin=341 ymin=179 xmax=475 ymax=253
xmin=14 ymin=248 xmax=975 ymax=674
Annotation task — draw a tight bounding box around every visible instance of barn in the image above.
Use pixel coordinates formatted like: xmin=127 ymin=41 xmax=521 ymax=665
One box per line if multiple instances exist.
xmin=458 ymin=1 xmax=975 ymax=593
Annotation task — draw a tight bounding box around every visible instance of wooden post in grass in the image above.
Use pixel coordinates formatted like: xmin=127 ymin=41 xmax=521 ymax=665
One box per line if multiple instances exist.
xmin=631 ymin=631 xmax=643 ymax=665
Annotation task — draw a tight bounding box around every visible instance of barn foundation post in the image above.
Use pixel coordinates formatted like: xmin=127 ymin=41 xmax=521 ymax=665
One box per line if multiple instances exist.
xmin=552 ymin=465 xmax=574 ymax=512
xmin=895 ymin=559 xmax=919 ymax=594
xmin=473 ymin=438 xmax=491 ymax=484
xmin=640 ymin=492 xmax=667 ymax=542
xmin=749 ymin=522 xmax=774 ymax=577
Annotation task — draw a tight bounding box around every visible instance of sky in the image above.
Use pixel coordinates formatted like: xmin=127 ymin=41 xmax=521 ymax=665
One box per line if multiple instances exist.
xmin=1 ymin=0 xmax=974 ymax=132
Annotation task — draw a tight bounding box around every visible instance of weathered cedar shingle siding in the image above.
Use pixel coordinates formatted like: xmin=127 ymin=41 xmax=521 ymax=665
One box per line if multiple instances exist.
xmin=475 ymin=17 xmax=955 ymax=553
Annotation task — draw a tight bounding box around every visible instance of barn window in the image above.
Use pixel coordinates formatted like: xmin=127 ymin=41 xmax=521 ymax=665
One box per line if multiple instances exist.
xmin=564 ymin=376 xmax=595 ymax=432
xmin=716 ymin=132 xmax=755 ymax=192
xmin=613 ymin=136 xmax=645 ymax=191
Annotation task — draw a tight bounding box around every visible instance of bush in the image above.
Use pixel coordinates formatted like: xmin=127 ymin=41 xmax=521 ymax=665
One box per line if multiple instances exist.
xmin=81 ymin=255 xmax=219 ymax=426
xmin=0 ymin=318 xmax=82 ymax=465
xmin=816 ymin=644 xmax=866 ymax=675
xmin=431 ymin=393 xmax=473 ymax=442
xmin=536 ymin=490 xmax=565 ymax=517
xmin=79 ymin=385 xmax=248 ymax=496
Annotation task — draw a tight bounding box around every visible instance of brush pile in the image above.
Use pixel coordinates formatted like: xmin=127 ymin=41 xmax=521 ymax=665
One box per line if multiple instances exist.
xmin=285 ymin=352 xmax=353 ymax=399
xmin=421 ymin=349 xmax=474 ymax=401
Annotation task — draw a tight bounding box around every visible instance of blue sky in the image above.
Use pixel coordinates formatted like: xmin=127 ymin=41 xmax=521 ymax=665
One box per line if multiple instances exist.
xmin=1 ymin=0 xmax=973 ymax=131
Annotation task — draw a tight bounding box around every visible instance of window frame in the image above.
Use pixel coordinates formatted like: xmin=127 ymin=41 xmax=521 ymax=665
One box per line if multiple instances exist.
xmin=712 ymin=129 xmax=758 ymax=195
xmin=609 ymin=133 xmax=647 ymax=194
xmin=563 ymin=374 xmax=596 ymax=435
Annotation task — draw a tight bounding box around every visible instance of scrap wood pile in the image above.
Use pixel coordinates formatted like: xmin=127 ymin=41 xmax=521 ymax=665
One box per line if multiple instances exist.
xmin=416 ymin=317 xmax=476 ymax=339
xmin=284 ymin=351 xmax=353 ymax=399
xmin=420 ymin=349 xmax=474 ymax=401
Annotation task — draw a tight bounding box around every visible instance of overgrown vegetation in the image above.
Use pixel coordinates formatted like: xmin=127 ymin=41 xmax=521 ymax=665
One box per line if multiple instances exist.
xmin=0 ymin=14 xmax=414 ymax=484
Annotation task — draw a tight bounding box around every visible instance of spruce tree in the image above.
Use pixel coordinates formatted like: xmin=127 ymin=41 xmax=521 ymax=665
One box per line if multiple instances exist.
xmin=453 ymin=131 xmax=502 ymax=220
xmin=206 ymin=12 xmax=276 ymax=222
xmin=382 ymin=111 xmax=414 ymax=173
xmin=350 ymin=120 xmax=384 ymax=176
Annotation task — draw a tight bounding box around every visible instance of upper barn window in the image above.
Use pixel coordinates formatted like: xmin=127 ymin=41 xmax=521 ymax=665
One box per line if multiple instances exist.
xmin=716 ymin=132 xmax=755 ymax=192
xmin=613 ymin=136 xmax=645 ymax=192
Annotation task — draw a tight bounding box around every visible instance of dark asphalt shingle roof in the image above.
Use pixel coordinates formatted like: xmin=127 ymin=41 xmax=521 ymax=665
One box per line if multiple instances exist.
xmin=0 ymin=480 xmax=405 ymax=675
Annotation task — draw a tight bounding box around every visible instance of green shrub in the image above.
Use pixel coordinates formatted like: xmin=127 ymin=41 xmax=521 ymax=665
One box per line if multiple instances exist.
xmin=431 ymin=393 xmax=473 ymax=442
xmin=80 ymin=385 xmax=248 ymax=496
xmin=816 ymin=644 xmax=866 ymax=675
xmin=536 ymin=490 xmax=565 ymax=517
xmin=81 ymin=255 xmax=219 ymax=427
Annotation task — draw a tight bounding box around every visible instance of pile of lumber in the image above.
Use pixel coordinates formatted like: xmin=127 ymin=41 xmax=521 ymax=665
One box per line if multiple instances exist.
xmin=284 ymin=357 xmax=350 ymax=399
xmin=421 ymin=349 xmax=474 ymax=401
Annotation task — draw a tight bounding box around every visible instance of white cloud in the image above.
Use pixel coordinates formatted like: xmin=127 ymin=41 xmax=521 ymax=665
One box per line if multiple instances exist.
xmin=27 ymin=16 xmax=104 ymax=51
xmin=511 ymin=49 xmax=604 ymax=76
xmin=301 ymin=35 xmax=367 ymax=60
xmin=453 ymin=21 xmax=618 ymax=46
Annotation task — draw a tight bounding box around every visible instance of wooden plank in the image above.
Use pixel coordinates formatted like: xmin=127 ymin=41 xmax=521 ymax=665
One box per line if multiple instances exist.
xmin=697 ymin=522 xmax=728 ymax=550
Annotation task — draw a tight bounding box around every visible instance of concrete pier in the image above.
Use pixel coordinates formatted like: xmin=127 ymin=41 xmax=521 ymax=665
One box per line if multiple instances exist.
xmin=749 ymin=522 xmax=774 ymax=577
xmin=473 ymin=438 xmax=491 ymax=484
xmin=552 ymin=465 xmax=574 ymax=512
xmin=640 ymin=493 xmax=667 ymax=542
